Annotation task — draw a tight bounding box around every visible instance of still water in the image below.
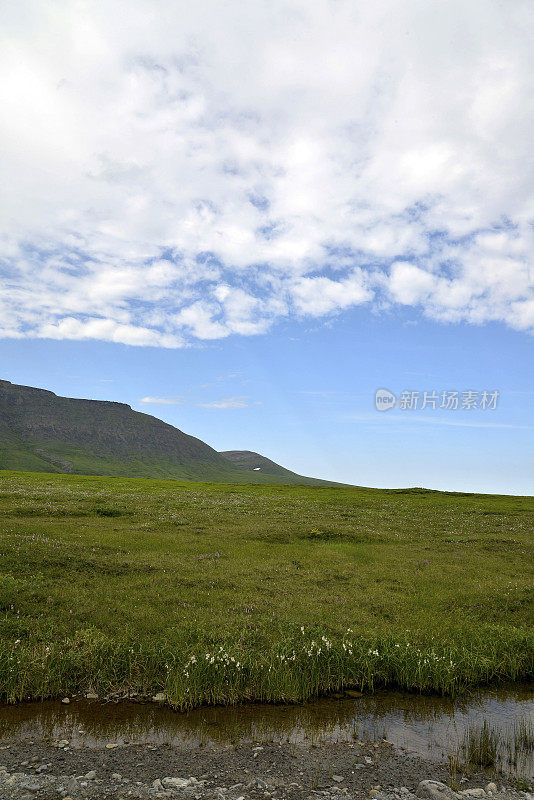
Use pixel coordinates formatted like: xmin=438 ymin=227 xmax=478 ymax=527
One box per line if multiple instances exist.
xmin=0 ymin=685 xmax=532 ymax=772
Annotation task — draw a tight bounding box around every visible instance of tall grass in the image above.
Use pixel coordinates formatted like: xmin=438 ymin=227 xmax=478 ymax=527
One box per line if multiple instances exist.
xmin=462 ymin=721 xmax=499 ymax=768
xmin=513 ymin=718 xmax=534 ymax=754
xmin=0 ymin=625 xmax=532 ymax=708
xmin=449 ymin=716 xmax=534 ymax=780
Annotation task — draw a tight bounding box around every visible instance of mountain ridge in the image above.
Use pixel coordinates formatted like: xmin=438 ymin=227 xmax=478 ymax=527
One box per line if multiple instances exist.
xmin=0 ymin=380 xmax=343 ymax=485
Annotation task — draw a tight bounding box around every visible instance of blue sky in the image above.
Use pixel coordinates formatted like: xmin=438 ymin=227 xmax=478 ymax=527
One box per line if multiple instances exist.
xmin=2 ymin=307 xmax=533 ymax=494
xmin=1 ymin=1 xmax=533 ymax=494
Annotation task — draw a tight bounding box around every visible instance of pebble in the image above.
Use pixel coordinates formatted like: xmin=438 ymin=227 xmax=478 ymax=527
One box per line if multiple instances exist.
xmin=332 ymin=776 xmax=344 ymax=782
xmin=61 ymin=697 xmax=70 ymax=704
xmin=0 ymin=769 xmax=528 ymax=800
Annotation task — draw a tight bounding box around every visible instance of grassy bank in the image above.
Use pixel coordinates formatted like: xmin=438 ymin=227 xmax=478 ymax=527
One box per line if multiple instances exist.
xmin=0 ymin=471 xmax=532 ymax=707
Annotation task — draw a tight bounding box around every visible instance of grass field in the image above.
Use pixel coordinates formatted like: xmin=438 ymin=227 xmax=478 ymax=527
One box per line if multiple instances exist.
xmin=0 ymin=470 xmax=532 ymax=708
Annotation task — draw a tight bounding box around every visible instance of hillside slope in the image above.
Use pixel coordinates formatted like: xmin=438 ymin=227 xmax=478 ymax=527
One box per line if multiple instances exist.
xmin=0 ymin=380 xmax=340 ymax=484
xmin=219 ymin=450 xmax=342 ymax=486
xmin=0 ymin=379 xmax=237 ymax=480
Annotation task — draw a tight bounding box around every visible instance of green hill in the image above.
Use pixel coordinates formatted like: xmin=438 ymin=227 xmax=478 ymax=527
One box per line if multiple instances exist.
xmin=0 ymin=380 xmax=340 ymax=484
xmin=219 ymin=450 xmax=338 ymax=485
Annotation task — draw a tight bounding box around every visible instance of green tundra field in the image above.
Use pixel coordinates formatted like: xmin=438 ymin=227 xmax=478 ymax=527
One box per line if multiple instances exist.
xmin=0 ymin=470 xmax=532 ymax=708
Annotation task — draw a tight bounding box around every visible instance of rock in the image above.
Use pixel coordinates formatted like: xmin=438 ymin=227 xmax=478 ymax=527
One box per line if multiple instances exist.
xmin=163 ymin=777 xmax=193 ymax=788
xmin=345 ymin=690 xmax=363 ymax=698
xmin=153 ymin=692 xmax=166 ymax=702
xmin=61 ymin=697 xmax=70 ymax=704
xmin=416 ymin=780 xmax=457 ymax=800
xmin=364 ymin=757 xmax=374 ymax=765
xmin=461 ymin=791 xmax=485 ymax=798
xmin=61 ymin=777 xmax=79 ymax=794
xmin=332 ymin=776 xmax=344 ymax=782
xmin=85 ymin=691 xmax=98 ymax=700
xmin=112 ymin=773 xmax=122 ymax=780
xmin=84 ymin=770 xmax=97 ymax=780
xmin=18 ymin=777 xmax=47 ymax=791
xmin=485 ymin=786 xmax=497 ymax=796
xmin=105 ymin=742 xmax=119 ymax=749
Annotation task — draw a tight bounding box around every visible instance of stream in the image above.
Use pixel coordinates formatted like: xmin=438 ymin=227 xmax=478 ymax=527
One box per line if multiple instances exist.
xmin=0 ymin=684 xmax=531 ymax=774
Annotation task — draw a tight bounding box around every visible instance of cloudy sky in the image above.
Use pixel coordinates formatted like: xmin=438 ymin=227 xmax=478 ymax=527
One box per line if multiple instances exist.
xmin=1 ymin=0 xmax=533 ymax=492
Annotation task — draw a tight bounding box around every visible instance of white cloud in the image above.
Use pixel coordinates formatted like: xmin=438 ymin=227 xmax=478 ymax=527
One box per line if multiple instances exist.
xmin=388 ymin=263 xmax=437 ymax=306
xmin=37 ymin=316 xmax=182 ymax=347
xmin=0 ymin=0 xmax=533 ymax=345
xmin=140 ymin=396 xmax=183 ymax=405
xmin=174 ymin=302 xmax=229 ymax=340
xmin=291 ymin=271 xmax=372 ymax=315
xmin=198 ymin=397 xmax=255 ymax=409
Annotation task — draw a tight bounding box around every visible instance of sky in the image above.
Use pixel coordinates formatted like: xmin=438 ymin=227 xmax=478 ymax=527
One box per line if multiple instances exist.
xmin=1 ymin=0 xmax=533 ymax=494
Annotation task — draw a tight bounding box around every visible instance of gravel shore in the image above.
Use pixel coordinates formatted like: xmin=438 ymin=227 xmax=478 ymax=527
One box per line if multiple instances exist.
xmin=0 ymin=738 xmax=531 ymax=800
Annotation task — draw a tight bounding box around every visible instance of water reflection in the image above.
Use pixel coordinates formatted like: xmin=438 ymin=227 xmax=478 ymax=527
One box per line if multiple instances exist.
xmin=0 ymin=685 xmax=531 ymax=773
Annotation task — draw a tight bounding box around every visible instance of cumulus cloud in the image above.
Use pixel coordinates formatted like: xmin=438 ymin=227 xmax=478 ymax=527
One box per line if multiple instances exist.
xmin=0 ymin=0 xmax=533 ymax=345
xmin=292 ymin=271 xmax=372 ymax=315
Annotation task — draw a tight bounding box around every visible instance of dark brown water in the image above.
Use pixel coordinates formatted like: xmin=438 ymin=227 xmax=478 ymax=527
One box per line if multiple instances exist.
xmin=0 ymin=685 xmax=532 ymax=772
